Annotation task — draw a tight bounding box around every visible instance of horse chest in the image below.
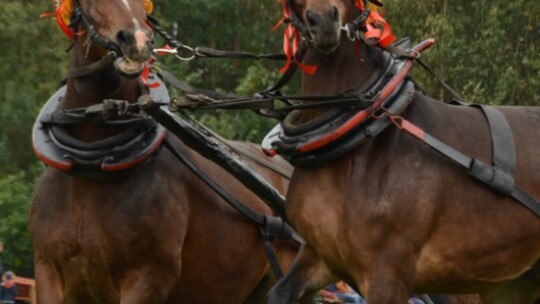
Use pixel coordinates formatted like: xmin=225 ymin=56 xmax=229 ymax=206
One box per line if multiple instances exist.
xmin=34 ymin=171 xmax=169 ymax=258
xmin=287 ymin=169 xmax=349 ymax=249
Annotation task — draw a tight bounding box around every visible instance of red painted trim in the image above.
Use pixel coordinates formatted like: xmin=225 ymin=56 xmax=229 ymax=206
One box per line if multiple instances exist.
xmin=56 ymin=3 xmax=74 ymax=39
xmin=32 ymin=145 xmax=73 ymax=171
xmin=298 ymin=60 xmax=414 ymax=153
xmin=263 ymin=148 xmax=278 ymax=157
xmin=400 ymin=119 xmax=425 ymax=140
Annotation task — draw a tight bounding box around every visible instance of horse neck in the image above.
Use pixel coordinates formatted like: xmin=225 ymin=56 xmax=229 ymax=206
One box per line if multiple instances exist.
xmin=299 ymin=40 xmax=378 ymax=122
xmin=62 ymin=43 xmax=142 ymax=142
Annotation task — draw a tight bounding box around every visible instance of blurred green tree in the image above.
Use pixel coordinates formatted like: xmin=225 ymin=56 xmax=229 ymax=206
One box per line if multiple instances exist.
xmin=0 ymin=2 xmax=67 ymax=176
xmin=0 ymin=169 xmax=37 ymax=278
xmin=386 ymin=0 xmax=539 ymax=105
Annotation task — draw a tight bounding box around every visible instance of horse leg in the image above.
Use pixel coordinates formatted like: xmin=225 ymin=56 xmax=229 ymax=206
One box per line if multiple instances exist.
xmin=347 ymin=254 xmax=415 ymax=304
xmin=479 ymin=274 xmax=540 ymax=304
xmin=34 ymin=260 xmax=63 ymax=304
xmin=266 ymin=244 xmax=335 ymax=304
xmin=119 ymin=266 xmax=178 ymax=304
xmin=360 ymin=272 xmax=411 ymax=304
xmin=244 ymin=271 xmax=276 ymax=304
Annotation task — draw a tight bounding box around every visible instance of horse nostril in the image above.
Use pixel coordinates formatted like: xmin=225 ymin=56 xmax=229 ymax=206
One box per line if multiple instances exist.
xmin=306 ymin=10 xmax=318 ymax=27
xmin=116 ymin=30 xmax=129 ymax=46
xmin=330 ymin=6 xmax=339 ymax=22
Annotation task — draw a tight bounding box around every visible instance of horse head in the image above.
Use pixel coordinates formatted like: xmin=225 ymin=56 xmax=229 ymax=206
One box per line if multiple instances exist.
xmin=60 ymin=0 xmax=155 ymax=78
xmin=286 ymin=0 xmax=385 ymax=54
xmin=288 ymin=0 xmax=355 ymax=53
xmin=288 ymin=0 xmax=343 ymax=53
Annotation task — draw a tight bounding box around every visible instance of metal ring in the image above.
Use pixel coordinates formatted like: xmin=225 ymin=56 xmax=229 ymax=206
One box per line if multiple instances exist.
xmin=174 ymin=45 xmax=196 ymax=61
xmin=409 ymin=49 xmax=421 ymax=59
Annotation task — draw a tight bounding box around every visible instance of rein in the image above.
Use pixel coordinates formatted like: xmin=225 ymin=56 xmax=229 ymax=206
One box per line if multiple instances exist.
xmin=151 ymin=0 xmax=423 ymax=119
xmin=147 ymin=16 xmax=286 ymax=62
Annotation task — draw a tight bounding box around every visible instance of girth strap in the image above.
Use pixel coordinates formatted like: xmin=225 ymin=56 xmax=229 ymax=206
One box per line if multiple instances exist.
xmin=473 ymin=105 xmax=516 ymax=174
xmin=468 ymin=105 xmax=516 ymax=195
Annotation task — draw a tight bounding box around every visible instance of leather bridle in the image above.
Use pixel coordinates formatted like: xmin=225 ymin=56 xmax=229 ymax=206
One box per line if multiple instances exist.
xmin=65 ymin=0 xmax=150 ymax=79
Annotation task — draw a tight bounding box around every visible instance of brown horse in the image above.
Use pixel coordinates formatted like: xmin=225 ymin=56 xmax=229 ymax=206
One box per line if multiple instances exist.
xmin=264 ymin=0 xmax=540 ymax=303
xmin=30 ymin=0 xmax=297 ymax=303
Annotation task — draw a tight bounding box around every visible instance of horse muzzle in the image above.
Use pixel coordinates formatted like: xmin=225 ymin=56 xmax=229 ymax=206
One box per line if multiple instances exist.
xmin=114 ymin=27 xmax=155 ymax=78
xmin=305 ymin=6 xmax=342 ymax=53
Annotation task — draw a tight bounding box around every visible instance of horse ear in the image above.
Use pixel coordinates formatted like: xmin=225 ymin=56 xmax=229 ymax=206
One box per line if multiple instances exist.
xmin=144 ymin=0 xmax=153 ymax=14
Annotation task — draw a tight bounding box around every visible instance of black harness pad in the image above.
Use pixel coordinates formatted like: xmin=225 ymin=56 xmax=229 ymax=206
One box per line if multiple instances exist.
xmin=262 ymin=52 xmax=416 ymax=168
xmin=33 ymin=74 xmax=169 ymax=179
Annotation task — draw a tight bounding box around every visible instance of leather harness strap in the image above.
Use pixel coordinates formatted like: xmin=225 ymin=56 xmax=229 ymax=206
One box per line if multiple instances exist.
xmin=388 ymin=105 xmax=540 ymax=217
xmin=163 ymin=138 xmax=302 ymax=279
xmin=473 ymin=105 xmax=516 ymax=174
xmin=138 ymin=95 xmax=290 ymax=220
xmin=160 ymin=70 xmax=236 ymax=100
xmin=67 ymin=52 xmax=118 ymax=79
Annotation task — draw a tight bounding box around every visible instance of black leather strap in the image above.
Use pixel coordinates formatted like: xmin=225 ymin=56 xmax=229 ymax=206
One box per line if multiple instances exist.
xmin=195 ymin=47 xmax=286 ymax=61
xmin=160 ymin=71 xmax=235 ymax=100
xmin=163 ymin=138 xmax=302 ymax=279
xmin=139 ymin=95 xmax=291 ymax=219
xmin=67 ymin=52 xmax=118 ymax=79
xmin=473 ymin=105 xmax=516 ymax=174
xmin=392 ymin=113 xmax=540 ymax=217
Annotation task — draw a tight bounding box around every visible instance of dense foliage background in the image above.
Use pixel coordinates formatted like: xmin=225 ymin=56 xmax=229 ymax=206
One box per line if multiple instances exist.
xmin=0 ymin=0 xmax=537 ymax=278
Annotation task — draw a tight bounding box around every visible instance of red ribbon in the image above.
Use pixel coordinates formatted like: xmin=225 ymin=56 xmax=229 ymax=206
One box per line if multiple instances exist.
xmin=354 ymin=0 xmax=396 ymax=49
xmin=274 ymin=0 xmax=317 ymax=75
xmin=140 ymin=58 xmax=160 ymax=89
xmin=55 ymin=1 xmax=74 ymax=39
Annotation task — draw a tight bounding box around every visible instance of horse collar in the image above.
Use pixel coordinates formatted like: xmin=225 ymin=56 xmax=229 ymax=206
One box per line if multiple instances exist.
xmin=32 ymin=73 xmax=169 ymax=179
xmin=262 ymin=40 xmax=433 ymax=167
